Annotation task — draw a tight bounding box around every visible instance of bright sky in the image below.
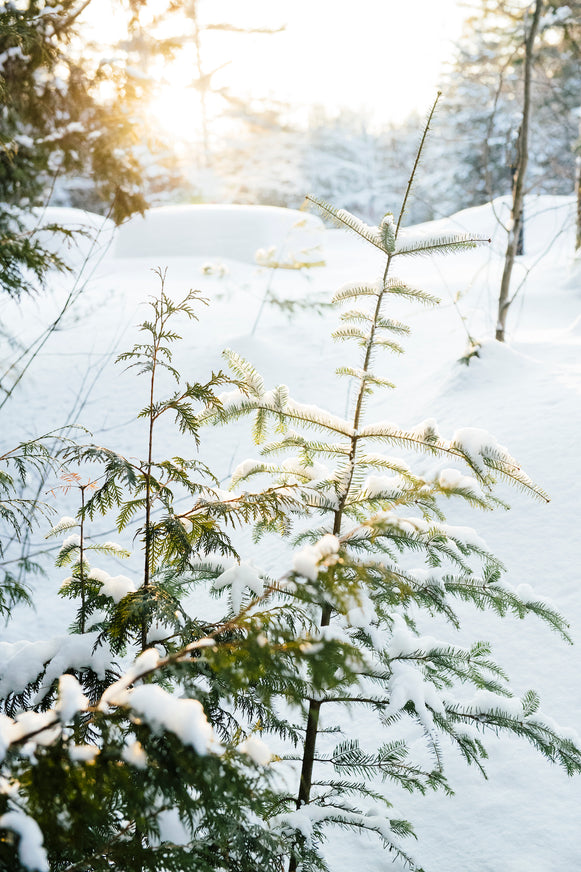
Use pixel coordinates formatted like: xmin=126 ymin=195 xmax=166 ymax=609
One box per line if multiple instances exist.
xmin=208 ymin=0 xmax=468 ymax=122
xmin=85 ymin=0 xmax=469 ymax=140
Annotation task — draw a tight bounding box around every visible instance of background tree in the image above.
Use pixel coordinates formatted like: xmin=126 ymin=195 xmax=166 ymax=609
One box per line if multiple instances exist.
xmin=200 ymin=107 xmax=581 ymax=871
xmin=576 ymin=112 xmax=581 ymax=251
xmin=495 ymin=0 xmax=543 ymax=341
xmin=176 ymin=0 xmax=284 ymax=168
xmin=121 ymin=0 xmax=286 ymax=178
xmin=435 ymin=0 xmax=581 ymax=214
xmin=0 ymin=0 xmax=175 ymax=298
xmin=0 ymin=289 xmax=319 ymax=872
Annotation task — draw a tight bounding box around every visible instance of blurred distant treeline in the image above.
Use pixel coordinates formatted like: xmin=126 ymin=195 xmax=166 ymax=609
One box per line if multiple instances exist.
xmin=3 ymin=0 xmax=580 ymax=230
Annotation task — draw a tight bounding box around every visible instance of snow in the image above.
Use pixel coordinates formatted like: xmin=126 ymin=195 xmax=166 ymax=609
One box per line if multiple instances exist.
xmin=0 ymin=811 xmax=49 ymax=872
xmin=272 ymin=806 xmax=314 ymax=842
xmin=344 ymin=584 xmax=378 ymax=633
xmin=336 ymin=209 xmax=383 ymax=248
xmin=91 ymin=570 xmax=136 ymax=603
xmin=100 ymin=541 xmax=130 ymax=554
xmin=0 ymin=634 xmax=115 ymax=701
xmin=385 ymin=661 xmax=446 ymax=730
xmin=232 ymin=458 xmax=262 ymax=481
xmin=450 ymin=426 xmax=511 ymax=474
xmin=463 ymin=689 xmax=524 ymax=719
xmin=156 ymin=807 xmax=190 ymax=845
xmin=362 ymin=474 xmax=406 ymax=498
xmin=437 ymin=467 xmax=481 ymax=494
xmin=281 ymin=457 xmax=330 ymax=483
xmin=55 ymin=675 xmax=88 ymax=722
xmin=239 ymin=734 xmax=273 ymax=765
xmin=114 ymin=204 xmax=323 ymax=262
xmin=119 ymin=685 xmax=215 ymax=756
xmin=69 ymin=743 xmax=99 ymax=763
xmin=283 ymin=398 xmax=354 ymax=437
xmin=2 ymin=194 xmax=581 ymax=871
xmin=271 ymin=801 xmax=405 ymax=849
xmin=3 ymin=711 xmax=61 ymax=755
xmin=369 ymin=509 xmax=489 ymax=557
xmin=121 ymin=740 xmax=147 ymax=769
xmin=46 ymin=516 xmax=77 ymax=536
xmin=387 ymin=615 xmax=443 ymax=659
xmin=213 ymin=560 xmax=265 ymax=613
xmin=101 ymin=648 xmax=160 ymax=708
xmin=293 ymin=534 xmax=340 ymax=581
xmin=435 ymin=522 xmax=488 ymax=552
xmin=0 ymin=46 xmax=26 ymax=73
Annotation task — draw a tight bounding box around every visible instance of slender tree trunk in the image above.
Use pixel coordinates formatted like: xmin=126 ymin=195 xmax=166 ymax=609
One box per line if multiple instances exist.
xmin=510 ymin=160 xmax=525 ymax=256
xmin=288 ymin=99 xmax=441 ymax=872
xmin=496 ymin=0 xmax=543 ymax=342
xmin=290 ymin=272 xmax=389 ymax=856
xmin=575 ymin=106 xmax=581 ymax=254
xmin=141 ymin=392 xmax=154 ymax=652
xmin=142 ymin=299 xmax=164 ymax=650
xmin=288 ymin=275 xmax=391 ymax=869
xmin=191 ymin=1 xmax=210 ymax=168
xmin=79 ymin=485 xmax=86 ymax=634
xmin=294 ymin=603 xmax=331 ymax=801
xmin=575 ymin=163 xmax=581 ymax=251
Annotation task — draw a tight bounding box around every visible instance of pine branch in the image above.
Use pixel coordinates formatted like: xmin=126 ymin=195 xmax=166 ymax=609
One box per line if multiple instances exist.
xmin=393 ymin=234 xmax=491 ymax=258
xmin=305 ymin=195 xmax=390 ymax=254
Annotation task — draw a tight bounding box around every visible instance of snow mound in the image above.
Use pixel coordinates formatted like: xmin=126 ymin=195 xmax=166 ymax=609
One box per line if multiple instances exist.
xmin=406 ymin=195 xmax=575 ymax=258
xmin=113 ymin=204 xmax=324 ymax=263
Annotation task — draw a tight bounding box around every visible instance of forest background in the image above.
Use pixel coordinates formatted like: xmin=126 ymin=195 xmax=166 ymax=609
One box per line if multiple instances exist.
xmin=1 ymin=2 xmax=581 ymax=872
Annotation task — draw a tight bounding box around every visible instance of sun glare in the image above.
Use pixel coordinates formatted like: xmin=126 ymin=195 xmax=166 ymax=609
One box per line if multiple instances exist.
xmin=143 ymin=52 xmax=235 ymax=146
xmin=146 ymin=85 xmax=200 ymax=142
xmin=84 ymin=0 xmax=469 ymax=143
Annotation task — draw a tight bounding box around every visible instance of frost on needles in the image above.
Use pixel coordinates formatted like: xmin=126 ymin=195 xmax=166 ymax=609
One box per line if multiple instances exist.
xmin=1 ymin=110 xmax=580 ymax=872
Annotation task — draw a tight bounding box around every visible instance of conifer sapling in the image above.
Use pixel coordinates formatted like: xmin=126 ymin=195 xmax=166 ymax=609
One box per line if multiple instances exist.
xmin=198 ymin=95 xmax=581 ymax=872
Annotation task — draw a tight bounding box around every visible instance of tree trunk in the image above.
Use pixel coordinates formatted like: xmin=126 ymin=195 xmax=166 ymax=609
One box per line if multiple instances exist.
xmin=575 ymin=106 xmax=581 ymax=254
xmin=496 ymin=0 xmax=543 ymax=342
xmin=288 ymin=603 xmax=331 ymax=872
xmin=510 ymin=160 xmax=525 ymax=256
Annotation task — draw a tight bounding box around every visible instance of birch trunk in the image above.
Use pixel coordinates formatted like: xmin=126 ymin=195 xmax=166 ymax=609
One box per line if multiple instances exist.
xmin=496 ymin=0 xmax=543 ymax=342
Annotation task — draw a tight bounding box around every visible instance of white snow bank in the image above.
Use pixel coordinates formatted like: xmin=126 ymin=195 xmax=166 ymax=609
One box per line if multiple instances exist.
xmin=407 ymin=194 xmax=575 ymax=258
xmin=113 ymin=204 xmax=324 ymax=262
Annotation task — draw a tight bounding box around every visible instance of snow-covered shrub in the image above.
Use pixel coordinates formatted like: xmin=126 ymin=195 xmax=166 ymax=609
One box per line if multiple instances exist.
xmin=1 ymin=108 xmax=581 ymax=872
xmin=0 ymin=274 xmax=368 ymax=872
xmin=198 ymin=101 xmax=581 ymax=871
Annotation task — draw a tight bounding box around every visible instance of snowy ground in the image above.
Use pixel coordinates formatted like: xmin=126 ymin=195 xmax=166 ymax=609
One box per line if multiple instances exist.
xmin=1 ymin=195 xmax=580 ymax=870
